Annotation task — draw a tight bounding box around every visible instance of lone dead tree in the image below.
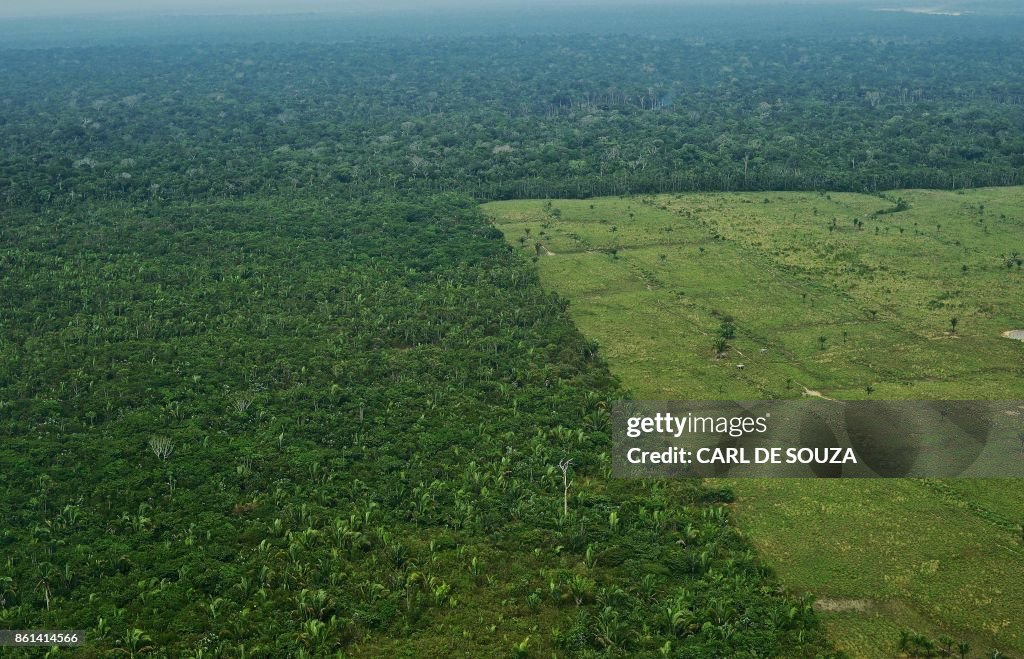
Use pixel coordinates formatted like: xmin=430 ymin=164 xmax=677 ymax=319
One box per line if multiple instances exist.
xmin=149 ymin=437 xmax=175 ymax=461
xmin=558 ymin=458 xmax=574 ymax=517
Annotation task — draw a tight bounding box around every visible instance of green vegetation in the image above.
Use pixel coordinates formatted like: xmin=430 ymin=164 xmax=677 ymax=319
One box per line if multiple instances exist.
xmin=0 ymin=194 xmax=832 ymax=656
xmin=487 ymin=188 xmax=1024 ymax=656
xmin=3 ymin=31 xmax=1024 ymax=211
xmin=4 ymin=7 xmax=1024 ymax=656
xmin=488 ymin=190 xmax=1024 ymax=400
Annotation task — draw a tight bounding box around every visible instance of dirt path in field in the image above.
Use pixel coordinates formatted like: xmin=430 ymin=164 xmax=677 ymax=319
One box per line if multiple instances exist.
xmin=800 ymin=385 xmax=836 ymax=401
xmin=814 ymin=598 xmax=873 ymax=613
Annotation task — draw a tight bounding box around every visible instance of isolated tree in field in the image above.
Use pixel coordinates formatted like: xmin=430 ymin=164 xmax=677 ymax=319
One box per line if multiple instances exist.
xmin=713 ymin=337 xmax=728 ymax=358
xmin=898 ymin=630 xmax=911 ymax=653
xmin=817 ymin=335 xmax=827 ymax=351
xmin=949 ymin=317 xmax=958 ymax=334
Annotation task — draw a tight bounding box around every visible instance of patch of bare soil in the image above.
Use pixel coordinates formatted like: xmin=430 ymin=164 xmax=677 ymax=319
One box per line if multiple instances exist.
xmin=813 ymin=598 xmax=873 ymax=613
xmin=801 ymin=386 xmax=836 ymax=401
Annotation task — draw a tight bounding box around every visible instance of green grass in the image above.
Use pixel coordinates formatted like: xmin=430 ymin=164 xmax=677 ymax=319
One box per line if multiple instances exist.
xmin=485 ymin=189 xmax=1024 ymax=657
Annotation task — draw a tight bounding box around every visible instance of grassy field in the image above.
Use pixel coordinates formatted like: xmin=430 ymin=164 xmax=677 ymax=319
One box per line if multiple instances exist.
xmin=484 ymin=188 xmax=1024 ymax=657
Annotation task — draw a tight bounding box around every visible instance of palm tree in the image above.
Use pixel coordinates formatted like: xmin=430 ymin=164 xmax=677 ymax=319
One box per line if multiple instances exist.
xmin=950 ymin=317 xmax=958 ymax=334
xmin=116 ymin=629 xmax=154 ymax=657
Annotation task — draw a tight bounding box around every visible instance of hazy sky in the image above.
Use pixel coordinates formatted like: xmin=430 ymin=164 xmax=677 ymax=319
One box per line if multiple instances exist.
xmin=0 ymin=0 xmax=897 ymax=19
xmin=4 ymin=1 xmax=615 ymax=18
xmin=3 ymin=1 xmax=386 ymax=17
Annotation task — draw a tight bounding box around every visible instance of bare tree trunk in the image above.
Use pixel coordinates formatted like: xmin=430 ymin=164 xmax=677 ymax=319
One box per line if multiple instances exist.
xmin=558 ymin=458 xmax=574 ymax=516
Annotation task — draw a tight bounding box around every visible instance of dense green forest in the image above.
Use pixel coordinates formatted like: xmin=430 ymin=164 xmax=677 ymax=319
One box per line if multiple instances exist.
xmin=2 ymin=28 xmax=1024 ymax=210
xmin=1 ymin=6 xmax=1022 ymax=657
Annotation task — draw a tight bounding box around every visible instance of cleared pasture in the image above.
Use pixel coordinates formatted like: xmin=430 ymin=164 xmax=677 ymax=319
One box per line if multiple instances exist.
xmin=485 ymin=188 xmax=1024 ymax=657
